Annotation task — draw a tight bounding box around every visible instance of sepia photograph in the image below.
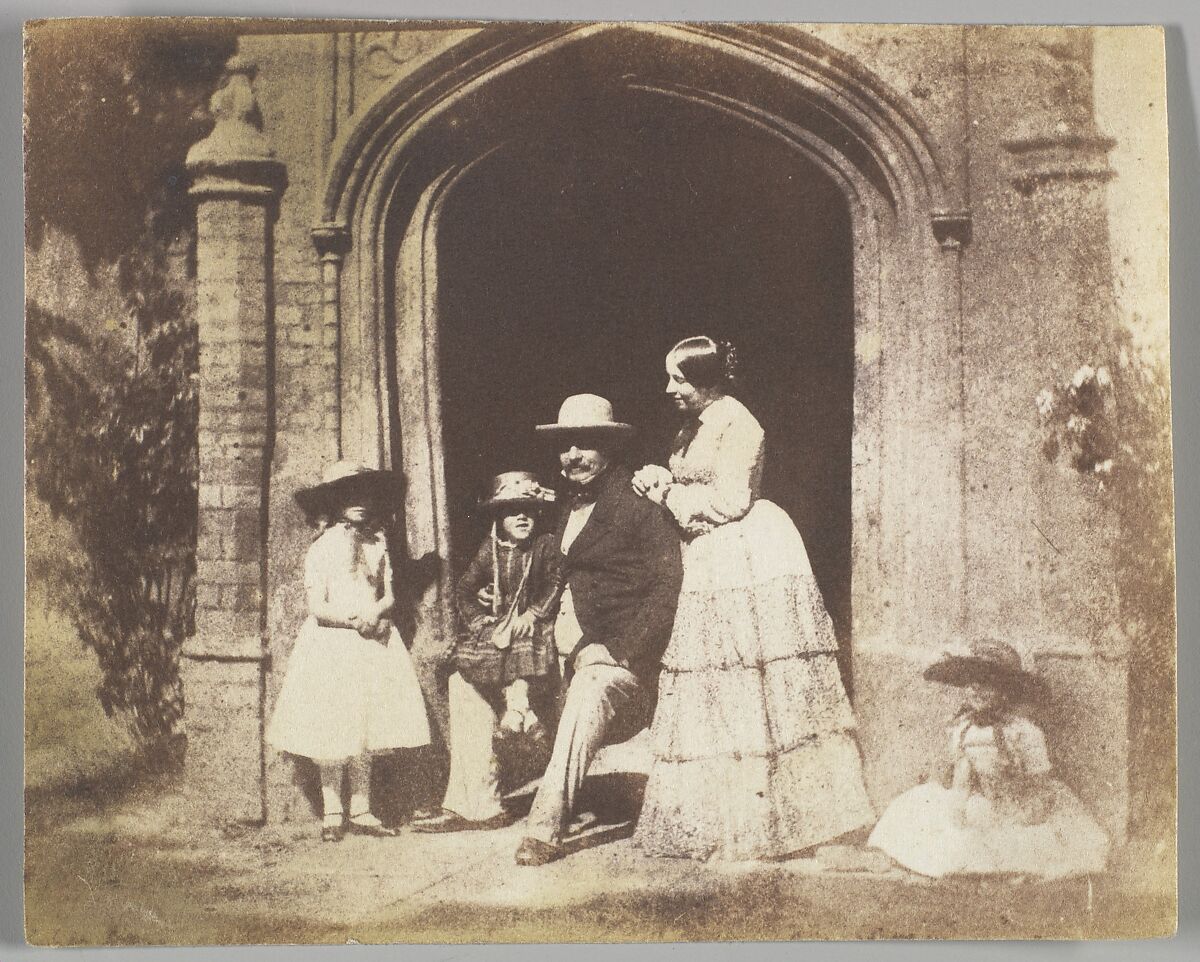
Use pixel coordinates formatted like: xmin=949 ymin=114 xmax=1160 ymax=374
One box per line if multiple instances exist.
xmin=22 ymin=15 xmax=1177 ymax=944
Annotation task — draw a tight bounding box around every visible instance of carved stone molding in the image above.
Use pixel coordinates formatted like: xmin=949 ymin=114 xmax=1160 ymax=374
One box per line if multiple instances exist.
xmin=311 ymin=222 xmax=351 ymax=262
xmin=1003 ymin=128 xmax=1116 ymax=197
xmin=361 ymin=32 xmax=410 ymax=80
xmin=187 ymin=54 xmax=286 ymax=197
xmin=931 ymin=210 xmax=973 ymax=250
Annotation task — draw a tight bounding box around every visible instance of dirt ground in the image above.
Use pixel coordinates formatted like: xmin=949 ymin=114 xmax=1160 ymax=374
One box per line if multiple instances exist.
xmin=21 ymin=577 xmax=1176 ymax=945
xmin=24 ymin=769 xmax=1176 ymax=946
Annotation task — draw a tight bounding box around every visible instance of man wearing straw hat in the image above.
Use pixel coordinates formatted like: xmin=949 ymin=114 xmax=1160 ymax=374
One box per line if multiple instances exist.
xmin=513 ymin=394 xmax=684 ymax=866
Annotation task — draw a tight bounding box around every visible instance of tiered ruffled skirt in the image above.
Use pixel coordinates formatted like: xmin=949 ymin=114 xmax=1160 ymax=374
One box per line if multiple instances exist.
xmin=635 ymin=500 xmax=875 ymax=861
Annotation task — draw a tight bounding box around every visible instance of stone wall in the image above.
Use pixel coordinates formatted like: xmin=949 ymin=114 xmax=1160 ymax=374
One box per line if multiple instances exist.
xmin=182 ymin=24 xmax=1144 ymax=837
xmin=959 ymin=27 xmax=1127 ymax=834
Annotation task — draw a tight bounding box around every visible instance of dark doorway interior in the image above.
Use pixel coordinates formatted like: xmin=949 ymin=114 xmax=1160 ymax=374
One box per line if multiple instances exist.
xmin=426 ymin=89 xmax=856 ymax=655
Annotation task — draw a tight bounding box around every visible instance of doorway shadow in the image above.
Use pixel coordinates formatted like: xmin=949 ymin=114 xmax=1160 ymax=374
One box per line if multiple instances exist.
xmin=433 ymin=81 xmax=856 ymax=683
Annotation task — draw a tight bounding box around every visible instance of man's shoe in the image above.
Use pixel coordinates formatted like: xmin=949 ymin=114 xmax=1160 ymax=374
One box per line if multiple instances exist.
xmin=515 ymin=836 xmax=565 ymax=866
xmin=320 ymin=824 xmax=346 ymax=843
xmin=411 ymin=810 xmax=467 ymax=833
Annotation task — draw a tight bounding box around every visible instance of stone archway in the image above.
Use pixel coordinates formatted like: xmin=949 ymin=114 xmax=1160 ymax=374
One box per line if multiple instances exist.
xmin=316 ymin=22 xmax=972 ymax=808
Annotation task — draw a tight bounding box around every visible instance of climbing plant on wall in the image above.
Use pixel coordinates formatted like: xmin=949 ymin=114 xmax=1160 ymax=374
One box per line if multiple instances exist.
xmin=1037 ymin=327 xmax=1176 ymax=839
xmin=25 ymin=21 xmax=234 ymax=758
xmin=26 ymin=245 xmax=199 ymax=757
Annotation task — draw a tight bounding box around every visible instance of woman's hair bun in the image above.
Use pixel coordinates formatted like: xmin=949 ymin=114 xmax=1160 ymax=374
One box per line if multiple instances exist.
xmin=717 ymin=339 xmax=739 ymax=384
xmin=670 ymin=335 xmax=741 ymax=391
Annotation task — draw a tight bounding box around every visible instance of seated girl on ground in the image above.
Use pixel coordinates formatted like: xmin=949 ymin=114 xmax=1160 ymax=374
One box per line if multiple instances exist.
xmin=868 ymin=638 xmax=1110 ymax=880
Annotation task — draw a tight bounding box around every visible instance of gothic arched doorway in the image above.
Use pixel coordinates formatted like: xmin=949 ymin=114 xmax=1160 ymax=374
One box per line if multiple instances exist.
xmin=430 ymin=92 xmax=856 ymax=661
xmin=325 ymin=22 xmax=967 ymax=807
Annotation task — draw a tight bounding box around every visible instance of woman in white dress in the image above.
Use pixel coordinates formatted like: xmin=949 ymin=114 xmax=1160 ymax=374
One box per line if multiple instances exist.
xmin=631 ymin=336 xmax=874 ymax=861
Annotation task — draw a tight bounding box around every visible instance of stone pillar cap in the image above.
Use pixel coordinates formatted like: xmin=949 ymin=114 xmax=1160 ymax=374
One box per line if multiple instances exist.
xmin=186 ymin=54 xmax=279 ymax=172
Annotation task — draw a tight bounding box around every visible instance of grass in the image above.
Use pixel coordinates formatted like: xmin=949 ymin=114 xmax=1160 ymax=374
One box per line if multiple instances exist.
xmin=24 ymin=495 xmax=140 ymax=797
xmin=25 ymin=790 xmax=1177 ymax=946
xmin=24 ymin=583 xmax=138 ymax=798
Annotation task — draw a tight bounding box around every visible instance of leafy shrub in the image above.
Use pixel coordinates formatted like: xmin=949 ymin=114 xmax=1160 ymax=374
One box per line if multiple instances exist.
xmin=25 ymin=20 xmax=234 ymax=763
xmin=27 ymin=244 xmax=198 ymax=761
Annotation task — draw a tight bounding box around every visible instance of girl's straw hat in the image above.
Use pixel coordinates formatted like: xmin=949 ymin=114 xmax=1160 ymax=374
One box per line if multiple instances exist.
xmin=295 ymin=460 xmax=397 ymax=515
xmin=481 ymin=471 xmax=557 ymax=512
xmin=923 ymin=638 xmax=1047 ymax=702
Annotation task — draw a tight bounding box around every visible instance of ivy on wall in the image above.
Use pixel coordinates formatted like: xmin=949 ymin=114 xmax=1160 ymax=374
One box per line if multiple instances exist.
xmin=25 ymin=22 xmax=234 ymax=758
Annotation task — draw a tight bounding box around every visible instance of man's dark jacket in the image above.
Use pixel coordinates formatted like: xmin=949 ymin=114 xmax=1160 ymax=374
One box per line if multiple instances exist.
xmin=555 ymin=464 xmax=683 ymax=681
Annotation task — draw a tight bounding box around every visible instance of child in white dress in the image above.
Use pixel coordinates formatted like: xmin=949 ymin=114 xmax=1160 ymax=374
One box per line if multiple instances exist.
xmin=868 ymin=638 xmax=1110 ymax=879
xmin=266 ymin=461 xmax=431 ymax=841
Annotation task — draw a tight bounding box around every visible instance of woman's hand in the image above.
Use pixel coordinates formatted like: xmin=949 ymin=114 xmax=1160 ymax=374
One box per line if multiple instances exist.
xmin=644 ymin=481 xmax=672 ymax=506
xmin=362 ymin=616 xmax=392 ymax=642
xmin=477 ymin=584 xmax=495 ymax=609
xmin=632 ymin=465 xmax=672 ymax=498
xmin=355 ymin=599 xmax=393 ymax=638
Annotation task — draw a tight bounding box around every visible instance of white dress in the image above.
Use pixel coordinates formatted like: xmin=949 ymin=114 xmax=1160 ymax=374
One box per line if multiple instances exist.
xmin=868 ymin=714 xmax=1110 ymax=879
xmin=635 ymin=395 xmax=875 ymax=861
xmin=266 ymin=522 xmax=431 ymax=762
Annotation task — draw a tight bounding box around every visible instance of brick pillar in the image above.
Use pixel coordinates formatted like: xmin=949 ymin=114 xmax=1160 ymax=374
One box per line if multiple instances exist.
xmin=182 ymin=53 xmax=286 ymax=823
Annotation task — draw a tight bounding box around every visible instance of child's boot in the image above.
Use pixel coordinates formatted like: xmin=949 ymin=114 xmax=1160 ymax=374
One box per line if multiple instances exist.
xmin=499 ymin=678 xmax=530 ymax=736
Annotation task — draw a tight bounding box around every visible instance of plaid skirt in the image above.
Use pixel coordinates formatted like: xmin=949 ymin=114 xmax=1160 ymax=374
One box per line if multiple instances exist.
xmin=453 ymin=619 xmax=557 ymax=688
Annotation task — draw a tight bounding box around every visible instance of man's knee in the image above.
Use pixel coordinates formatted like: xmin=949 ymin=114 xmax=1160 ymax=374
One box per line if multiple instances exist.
xmin=564 ymin=664 xmax=611 ymax=701
xmin=561 ymin=665 xmax=637 ymax=724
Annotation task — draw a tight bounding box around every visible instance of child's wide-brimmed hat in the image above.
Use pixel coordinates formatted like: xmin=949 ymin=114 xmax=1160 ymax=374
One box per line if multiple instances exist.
xmin=534 ymin=394 xmax=635 ymax=443
xmin=481 ymin=471 xmax=557 ymax=512
xmin=923 ymin=638 xmax=1047 ymax=702
xmin=295 ymin=460 xmax=398 ymax=516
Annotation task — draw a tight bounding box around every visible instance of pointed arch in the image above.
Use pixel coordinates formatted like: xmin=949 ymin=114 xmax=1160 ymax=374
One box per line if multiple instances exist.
xmin=321 ymin=22 xmax=956 ymax=231
xmin=316 ymin=24 xmax=972 ymax=811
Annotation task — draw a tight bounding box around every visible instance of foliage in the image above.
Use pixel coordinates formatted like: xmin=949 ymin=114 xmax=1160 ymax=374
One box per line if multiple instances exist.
xmin=27 ymin=247 xmax=200 ymax=759
xmin=24 ymin=19 xmax=234 ymax=758
xmin=1036 ymin=331 xmax=1175 ymax=632
xmin=24 ymin=20 xmax=235 ymax=273
xmin=1037 ymin=364 xmax=1117 ymax=484
xmin=1037 ymin=328 xmax=1176 ymax=836
xmin=24 ymin=303 xmax=93 ymax=422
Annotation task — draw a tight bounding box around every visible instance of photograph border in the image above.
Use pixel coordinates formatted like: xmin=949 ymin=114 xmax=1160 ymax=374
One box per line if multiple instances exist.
xmin=5 ymin=1 xmax=1196 ymax=958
